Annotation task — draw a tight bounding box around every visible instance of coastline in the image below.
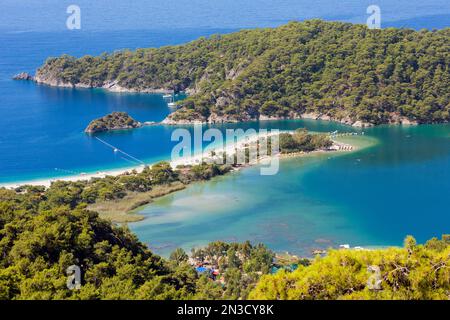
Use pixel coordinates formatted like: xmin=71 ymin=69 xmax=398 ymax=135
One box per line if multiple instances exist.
xmin=0 ymin=130 xmax=363 ymax=190
xmin=18 ymin=79 xmax=424 ymax=128
xmin=0 ymin=130 xmax=287 ymax=189
xmin=161 ymin=111 xmax=422 ymax=128
xmin=33 ymin=75 xmax=175 ymax=95
xmin=87 ymin=182 xmax=187 ymax=223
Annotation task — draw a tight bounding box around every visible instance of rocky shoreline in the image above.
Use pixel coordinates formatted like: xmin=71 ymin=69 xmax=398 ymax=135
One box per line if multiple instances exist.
xmin=161 ymin=111 xmax=419 ymax=128
xmin=14 ymin=72 xmax=174 ymax=94
xmin=12 ymin=72 xmax=34 ymax=81
xmin=35 ymin=75 xmax=174 ymax=94
xmin=14 ymin=72 xmax=421 ymax=128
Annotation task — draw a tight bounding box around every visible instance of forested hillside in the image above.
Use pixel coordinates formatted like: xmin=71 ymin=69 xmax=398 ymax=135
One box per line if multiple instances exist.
xmin=35 ymin=20 xmax=449 ymax=126
xmin=250 ymin=236 xmax=450 ymax=300
xmin=0 ymin=163 xmax=273 ymax=299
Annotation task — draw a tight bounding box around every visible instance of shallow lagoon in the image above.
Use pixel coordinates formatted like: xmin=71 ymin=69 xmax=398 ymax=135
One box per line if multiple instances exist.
xmin=131 ymin=124 xmax=450 ymax=257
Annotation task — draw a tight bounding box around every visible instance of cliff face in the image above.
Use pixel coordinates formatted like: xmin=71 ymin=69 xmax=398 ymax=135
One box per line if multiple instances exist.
xmin=85 ymin=112 xmax=142 ymax=133
xmin=35 ymin=65 xmax=173 ymax=93
xmin=33 ymin=20 xmax=450 ymax=127
xmin=34 ymin=72 xmax=76 ymax=88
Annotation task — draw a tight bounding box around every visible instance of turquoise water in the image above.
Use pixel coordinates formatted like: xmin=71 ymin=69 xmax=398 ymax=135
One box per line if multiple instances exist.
xmin=131 ymin=124 xmax=450 ymax=256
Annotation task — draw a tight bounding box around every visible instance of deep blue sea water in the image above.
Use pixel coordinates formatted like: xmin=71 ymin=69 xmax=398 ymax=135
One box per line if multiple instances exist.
xmin=0 ymin=29 xmax=240 ymax=182
xmin=0 ymin=1 xmax=449 ymax=255
xmin=2 ymin=0 xmax=449 ymax=32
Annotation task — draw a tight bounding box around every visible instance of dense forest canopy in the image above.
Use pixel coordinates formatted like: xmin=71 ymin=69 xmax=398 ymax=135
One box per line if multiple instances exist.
xmin=36 ymin=20 xmax=449 ymax=125
xmin=0 ymin=162 xmax=273 ymax=299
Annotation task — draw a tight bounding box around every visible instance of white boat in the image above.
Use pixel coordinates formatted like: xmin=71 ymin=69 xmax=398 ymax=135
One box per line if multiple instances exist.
xmin=168 ymin=102 xmax=177 ymax=108
xmin=163 ymin=94 xmax=172 ymax=99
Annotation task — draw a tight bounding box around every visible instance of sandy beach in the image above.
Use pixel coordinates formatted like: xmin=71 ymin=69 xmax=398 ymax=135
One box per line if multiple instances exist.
xmin=0 ymin=129 xmax=360 ymax=189
xmin=0 ymin=131 xmax=285 ymax=189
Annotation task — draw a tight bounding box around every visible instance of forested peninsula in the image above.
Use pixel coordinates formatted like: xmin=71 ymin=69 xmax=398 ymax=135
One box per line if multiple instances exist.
xmin=33 ymin=20 xmax=449 ymax=127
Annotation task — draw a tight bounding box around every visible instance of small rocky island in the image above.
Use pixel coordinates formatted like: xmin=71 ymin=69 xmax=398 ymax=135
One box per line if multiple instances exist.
xmin=85 ymin=112 xmax=142 ymax=134
xmin=12 ymin=72 xmax=34 ymax=81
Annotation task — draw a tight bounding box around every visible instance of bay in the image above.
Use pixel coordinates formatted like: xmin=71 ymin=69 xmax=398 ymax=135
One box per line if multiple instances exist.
xmin=131 ymin=124 xmax=450 ymax=257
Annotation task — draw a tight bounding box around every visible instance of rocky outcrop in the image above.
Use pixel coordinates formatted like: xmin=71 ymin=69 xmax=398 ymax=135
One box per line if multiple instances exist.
xmin=34 ymin=72 xmax=174 ymax=94
xmin=33 ymin=63 xmax=174 ymax=93
xmin=161 ymin=117 xmax=204 ymax=125
xmin=300 ymin=113 xmax=374 ymax=127
xmin=85 ymin=112 xmax=142 ymax=134
xmin=207 ymin=112 xmax=254 ymax=124
xmin=259 ymin=114 xmax=301 ymax=121
xmin=389 ymin=113 xmax=419 ymax=126
xmin=100 ymin=81 xmax=173 ymax=94
xmin=12 ymin=72 xmax=34 ymax=81
xmin=34 ymin=71 xmax=74 ymax=88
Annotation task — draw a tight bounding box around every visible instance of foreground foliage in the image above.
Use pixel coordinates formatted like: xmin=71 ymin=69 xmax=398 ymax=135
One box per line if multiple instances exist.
xmin=0 ymin=162 xmax=272 ymax=299
xmin=250 ymin=235 xmax=450 ymax=300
